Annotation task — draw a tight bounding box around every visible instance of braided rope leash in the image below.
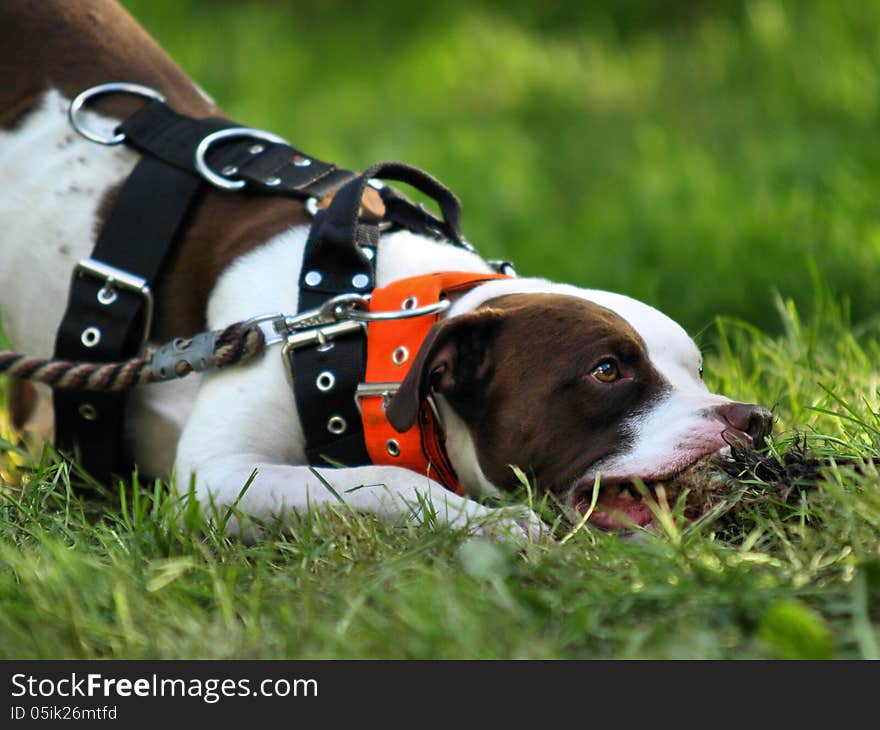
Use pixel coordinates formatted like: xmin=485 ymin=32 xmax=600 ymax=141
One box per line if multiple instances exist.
xmin=0 ymin=321 xmax=266 ymax=392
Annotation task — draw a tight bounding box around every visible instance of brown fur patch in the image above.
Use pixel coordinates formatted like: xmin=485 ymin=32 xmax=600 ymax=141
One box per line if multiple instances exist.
xmin=7 ymin=380 xmax=37 ymax=431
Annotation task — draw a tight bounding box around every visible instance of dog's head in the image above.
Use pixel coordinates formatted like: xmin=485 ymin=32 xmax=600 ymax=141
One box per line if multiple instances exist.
xmin=386 ymin=279 xmax=772 ymax=530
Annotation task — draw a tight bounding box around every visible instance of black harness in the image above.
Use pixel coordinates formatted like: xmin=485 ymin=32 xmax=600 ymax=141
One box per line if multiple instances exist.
xmin=57 ymin=83 xmax=488 ymax=484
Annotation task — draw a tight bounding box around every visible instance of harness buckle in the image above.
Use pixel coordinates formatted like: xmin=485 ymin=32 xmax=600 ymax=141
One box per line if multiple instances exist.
xmin=72 ymin=257 xmax=154 ymax=350
xmin=354 ymin=382 xmax=401 ymax=413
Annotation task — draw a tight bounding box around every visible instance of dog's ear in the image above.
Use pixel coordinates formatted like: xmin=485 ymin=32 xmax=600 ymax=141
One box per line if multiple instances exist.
xmin=386 ymin=309 xmax=504 ymax=433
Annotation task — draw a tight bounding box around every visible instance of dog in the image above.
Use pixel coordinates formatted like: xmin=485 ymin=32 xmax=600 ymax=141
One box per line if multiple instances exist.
xmin=0 ymin=1 xmax=772 ymax=539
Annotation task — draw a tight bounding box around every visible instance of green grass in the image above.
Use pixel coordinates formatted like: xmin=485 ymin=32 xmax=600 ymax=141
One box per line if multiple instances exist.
xmin=2 ymin=0 xmax=880 ymax=658
xmin=4 ymin=288 xmax=880 ymax=659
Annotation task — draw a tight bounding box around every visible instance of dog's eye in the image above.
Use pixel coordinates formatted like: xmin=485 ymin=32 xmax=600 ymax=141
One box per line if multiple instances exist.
xmin=591 ymin=360 xmax=620 ymax=383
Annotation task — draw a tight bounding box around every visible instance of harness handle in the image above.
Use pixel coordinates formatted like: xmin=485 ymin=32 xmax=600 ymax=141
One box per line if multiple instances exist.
xmin=309 ymin=161 xmax=464 ymax=261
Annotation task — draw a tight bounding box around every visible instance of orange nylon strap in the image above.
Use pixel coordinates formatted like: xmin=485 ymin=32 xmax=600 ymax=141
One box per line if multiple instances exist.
xmin=361 ymin=271 xmax=510 ymax=494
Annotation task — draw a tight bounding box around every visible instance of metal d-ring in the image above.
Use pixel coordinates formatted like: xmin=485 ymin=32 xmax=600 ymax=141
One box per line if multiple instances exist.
xmin=194 ymin=127 xmax=289 ymax=190
xmin=68 ymin=82 xmax=166 ymax=146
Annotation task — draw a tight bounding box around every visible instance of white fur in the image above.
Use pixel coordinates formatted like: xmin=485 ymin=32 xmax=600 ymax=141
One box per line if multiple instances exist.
xmin=0 ymin=90 xmax=136 ymax=357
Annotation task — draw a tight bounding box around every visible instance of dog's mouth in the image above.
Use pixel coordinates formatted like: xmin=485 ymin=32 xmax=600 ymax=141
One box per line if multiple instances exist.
xmin=573 ymin=477 xmax=665 ymax=531
xmin=569 ymin=441 xmax=747 ymax=531
xmin=570 ymin=456 xmax=721 ymax=531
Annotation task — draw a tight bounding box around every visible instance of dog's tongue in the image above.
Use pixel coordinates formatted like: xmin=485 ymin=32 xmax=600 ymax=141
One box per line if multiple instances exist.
xmin=588 ymin=488 xmax=654 ymax=531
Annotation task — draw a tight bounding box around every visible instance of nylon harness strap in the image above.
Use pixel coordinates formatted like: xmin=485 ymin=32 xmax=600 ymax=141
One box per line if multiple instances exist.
xmin=120 ymin=100 xmax=359 ymax=196
xmin=53 ymin=155 xmax=206 ymax=478
xmin=53 ymin=99 xmax=362 ymax=482
xmin=55 ymin=92 xmax=481 ymax=485
xmin=290 ymin=162 xmax=470 ymax=466
xmin=361 ymin=272 xmax=511 ymax=494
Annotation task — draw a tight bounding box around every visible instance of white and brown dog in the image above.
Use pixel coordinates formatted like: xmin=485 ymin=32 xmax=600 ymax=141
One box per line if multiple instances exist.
xmin=0 ymin=1 xmax=771 ymax=538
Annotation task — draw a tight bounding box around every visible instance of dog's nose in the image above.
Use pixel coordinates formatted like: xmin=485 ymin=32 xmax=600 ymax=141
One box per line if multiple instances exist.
xmin=714 ymin=402 xmax=773 ymax=446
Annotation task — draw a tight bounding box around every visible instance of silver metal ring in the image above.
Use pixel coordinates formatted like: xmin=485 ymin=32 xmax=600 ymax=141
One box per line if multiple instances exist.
xmin=342 ymin=298 xmax=450 ymax=322
xmin=81 ymin=326 xmax=102 ymax=348
xmin=402 ymin=296 xmax=418 ymax=310
xmin=97 ymin=286 xmax=118 ymax=305
xmin=78 ymin=403 xmax=98 ymax=422
xmin=194 ymin=127 xmax=289 ymax=190
xmin=386 ymin=439 xmax=401 ymax=457
xmin=327 ymin=415 xmax=347 ymax=435
xmin=68 ymin=82 xmax=166 ymax=146
xmin=322 ymin=293 xmax=370 ymax=322
xmin=392 ymin=346 xmax=409 ymax=365
xmin=316 ymin=371 xmax=336 ymax=392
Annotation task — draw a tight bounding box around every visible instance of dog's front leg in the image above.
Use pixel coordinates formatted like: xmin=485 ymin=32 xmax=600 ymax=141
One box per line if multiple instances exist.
xmin=178 ymin=457 xmax=543 ymax=542
xmin=173 ymin=357 xmax=544 ymax=542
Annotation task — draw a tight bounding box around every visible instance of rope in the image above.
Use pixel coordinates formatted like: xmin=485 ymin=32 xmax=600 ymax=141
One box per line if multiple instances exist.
xmin=0 ymin=322 xmax=266 ymax=392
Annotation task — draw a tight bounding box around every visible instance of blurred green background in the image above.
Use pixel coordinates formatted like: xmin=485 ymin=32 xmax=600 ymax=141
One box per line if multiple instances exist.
xmin=122 ymin=0 xmax=880 ymax=336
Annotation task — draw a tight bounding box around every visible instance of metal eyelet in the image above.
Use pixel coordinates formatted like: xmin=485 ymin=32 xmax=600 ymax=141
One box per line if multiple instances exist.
xmin=392 ymin=346 xmax=409 ymax=366
xmin=291 ymin=155 xmax=312 ymax=167
xmin=97 ymin=286 xmax=118 ymax=305
xmin=386 ymin=439 xmax=401 ymax=457
xmin=304 ymin=271 xmax=323 ymax=287
xmin=81 ymin=326 xmax=102 ymax=348
xmin=351 ymin=273 xmax=370 ymax=289
xmin=316 ymin=371 xmax=335 ymax=392
xmin=78 ymin=403 xmax=98 ymax=421
xmin=402 ymin=296 xmax=418 ymax=310
xmin=327 ymin=415 xmax=347 ymax=435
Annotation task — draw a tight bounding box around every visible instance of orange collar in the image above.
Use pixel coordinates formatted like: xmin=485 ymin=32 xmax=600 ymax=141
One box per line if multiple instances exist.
xmin=359 ymin=271 xmax=510 ymax=494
